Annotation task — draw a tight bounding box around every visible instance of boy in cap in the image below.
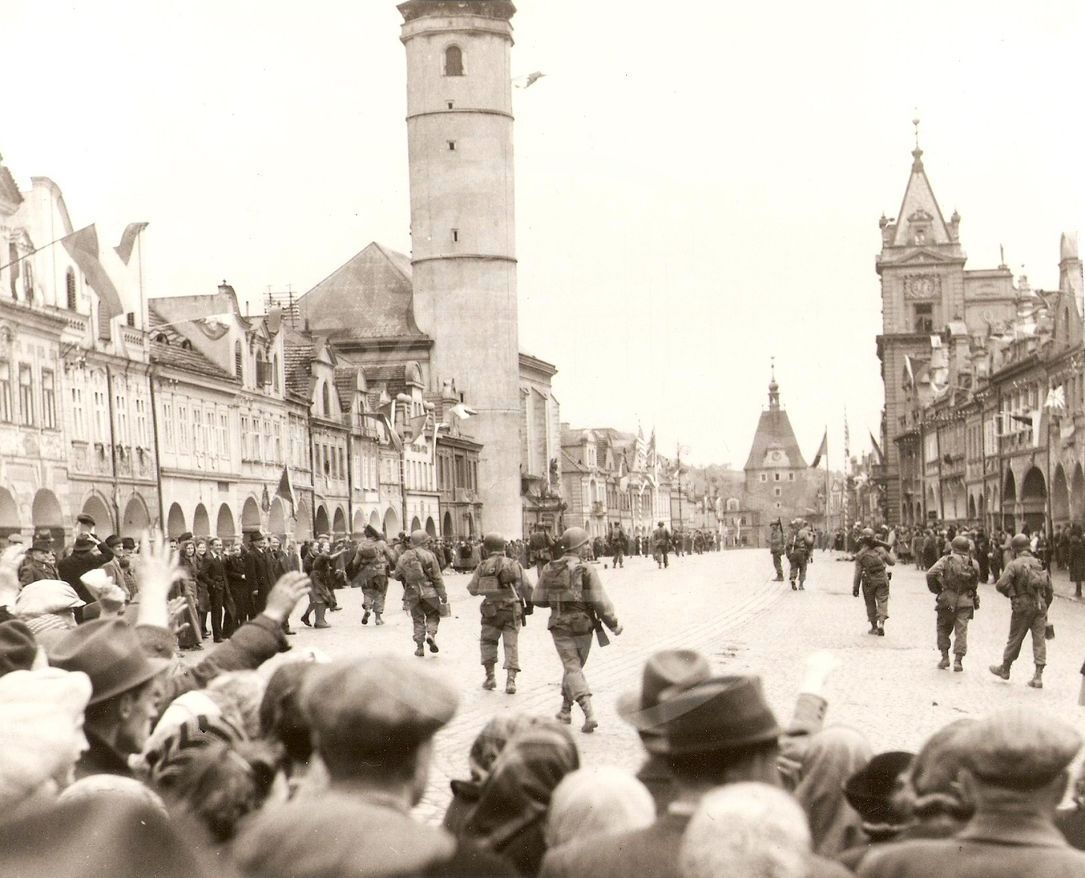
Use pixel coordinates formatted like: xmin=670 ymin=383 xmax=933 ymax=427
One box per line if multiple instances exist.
xmin=233 ymin=656 xmax=514 ymax=878
xmin=859 ymin=708 xmax=1085 ymax=878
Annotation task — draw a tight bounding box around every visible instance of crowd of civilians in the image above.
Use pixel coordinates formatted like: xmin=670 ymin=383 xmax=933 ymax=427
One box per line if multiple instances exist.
xmin=1 ymin=517 xmax=1084 ymax=878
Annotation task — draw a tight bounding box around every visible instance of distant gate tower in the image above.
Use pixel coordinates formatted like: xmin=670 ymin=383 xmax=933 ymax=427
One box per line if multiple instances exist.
xmin=398 ymin=0 xmax=521 ymax=535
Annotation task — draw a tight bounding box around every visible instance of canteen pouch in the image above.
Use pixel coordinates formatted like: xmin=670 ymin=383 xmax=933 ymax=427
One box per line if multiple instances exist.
xmin=1046 ymin=623 xmax=1055 ymax=640
xmin=436 ymin=599 xmax=451 ymax=617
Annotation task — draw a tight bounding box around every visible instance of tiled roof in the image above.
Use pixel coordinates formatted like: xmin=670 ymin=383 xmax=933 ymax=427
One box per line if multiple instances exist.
xmin=333 ymin=366 xmax=359 ymax=414
xmin=295 ymin=242 xmax=428 ymax=341
xmin=743 ymin=406 xmax=808 ymax=470
xmin=150 ymin=340 xmax=237 ymax=382
xmin=282 ymin=339 xmax=314 ymax=399
xmin=0 ymin=165 xmax=23 ymax=208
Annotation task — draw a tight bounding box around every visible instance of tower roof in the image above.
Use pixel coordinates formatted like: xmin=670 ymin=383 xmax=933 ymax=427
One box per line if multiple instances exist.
xmin=890 ymin=132 xmax=952 ymax=248
xmin=744 ymin=378 xmax=807 ymax=470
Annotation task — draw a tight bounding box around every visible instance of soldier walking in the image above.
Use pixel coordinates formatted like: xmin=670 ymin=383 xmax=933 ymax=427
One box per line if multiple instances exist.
xmin=852 ymin=527 xmax=894 ymax=635
xmin=534 ymin=527 xmax=622 ymax=732
xmin=611 ymin=527 xmax=627 ymax=569
xmin=925 ymin=535 xmax=980 ymax=671
xmin=651 ymin=521 xmax=671 ymax=569
xmin=351 ymin=524 xmax=397 ymax=626
xmin=394 ymin=530 xmax=449 ymax=657
xmin=786 ymin=519 xmax=813 ymax=590
xmin=467 ymin=533 xmax=533 ymax=694
xmin=768 ymin=519 xmax=785 ymax=581
xmin=989 ymin=533 xmax=1054 ymax=688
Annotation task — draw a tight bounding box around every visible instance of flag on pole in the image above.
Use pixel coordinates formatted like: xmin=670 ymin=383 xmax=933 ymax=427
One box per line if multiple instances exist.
xmin=62 ymin=225 xmax=124 ymax=319
xmin=447 ymin=402 xmax=477 ymax=421
xmin=275 ymin=465 xmax=296 ymax=511
xmin=869 ymin=432 xmax=884 ymax=464
xmin=810 ymin=430 xmax=828 ymax=468
xmin=114 ymin=222 xmax=149 ymax=265
xmin=407 ymin=413 xmax=429 ymax=443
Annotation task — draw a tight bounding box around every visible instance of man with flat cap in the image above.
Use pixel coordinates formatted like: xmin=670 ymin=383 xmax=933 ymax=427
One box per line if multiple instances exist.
xmin=101 ymin=536 xmax=139 ymax=602
xmin=534 ymin=526 xmax=622 ymax=733
xmin=989 ymin=533 xmax=1054 ymax=688
xmin=395 ymin=529 xmax=449 ymax=657
xmin=541 ymin=671 xmax=849 ymax=878
xmin=859 ymin=707 xmax=1085 ymax=878
xmin=233 ymin=655 xmax=514 ymax=877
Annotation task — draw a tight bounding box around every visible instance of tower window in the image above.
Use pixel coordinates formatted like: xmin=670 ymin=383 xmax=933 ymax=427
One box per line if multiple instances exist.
xmin=914 ymin=303 xmax=934 ymax=334
xmin=66 ymin=269 xmax=77 ymax=310
xmin=452 ymin=229 xmax=459 ymax=243
xmin=448 ymin=141 xmax=456 ymax=151
xmin=444 ymin=46 xmax=464 ymax=77
xmin=447 ymin=101 xmax=454 ymax=109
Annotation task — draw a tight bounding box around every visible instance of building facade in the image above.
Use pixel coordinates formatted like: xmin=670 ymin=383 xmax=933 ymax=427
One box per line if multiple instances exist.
xmin=519 ymin=353 xmax=563 ymax=536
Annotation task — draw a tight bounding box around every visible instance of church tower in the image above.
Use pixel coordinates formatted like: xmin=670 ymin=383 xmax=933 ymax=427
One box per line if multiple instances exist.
xmin=743 ymin=368 xmax=810 ymax=524
xmin=398 ymin=1 xmax=521 ymax=534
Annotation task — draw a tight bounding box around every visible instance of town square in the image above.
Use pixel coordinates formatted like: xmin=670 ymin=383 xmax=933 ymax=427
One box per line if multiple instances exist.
xmin=0 ymin=1 xmax=1083 ymax=877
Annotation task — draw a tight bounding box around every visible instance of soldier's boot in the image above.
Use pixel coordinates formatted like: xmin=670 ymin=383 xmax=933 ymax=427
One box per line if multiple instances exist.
xmin=798 ymin=581 xmax=805 ymax=591
xmin=414 ymin=642 xmax=425 ymax=657
xmin=790 ymin=580 xmax=797 ymax=591
xmin=301 ymin=603 xmax=312 ymax=627
xmin=314 ymin=607 xmax=331 ymax=629
xmin=953 ymin=656 xmax=964 ymax=673
xmin=1027 ymin=664 xmax=1044 ymax=689
xmin=505 ymin=670 xmax=518 ymax=695
xmin=374 ymin=613 xmax=384 ymax=626
xmin=555 ymin=698 xmax=573 ymax=724
xmin=426 ymin=635 xmax=439 ymax=654
xmin=988 ymin=662 xmax=1011 ymax=680
xmin=1077 ymin=583 xmax=1082 ymax=598
xmin=362 ymin=609 xmax=370 ymax=625
xmin=482 ymin=664 xmax=497 ymax=690
xmin=876 ymin=620 xmax=885 ymax=636
xmin=577 ymin=696 xmax=599 ymax=734
xmin=937 ymin=651 xmax=950 ymax=670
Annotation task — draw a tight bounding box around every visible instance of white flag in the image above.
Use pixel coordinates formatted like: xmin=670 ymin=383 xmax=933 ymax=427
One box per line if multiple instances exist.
xmin=1045 ymin=386 xmax=1066 ymax=412
xmin=448 ymin=403 xmax=477 ymax=420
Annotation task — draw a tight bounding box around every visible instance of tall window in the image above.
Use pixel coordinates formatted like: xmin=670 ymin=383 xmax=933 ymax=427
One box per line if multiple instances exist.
xmin=66 ymin=269 xmax=77 ymax=310
xmin=273 ymin=354 xmax=280 ymax=393
xmin=178 ymin=405 xmax=189 ymax=451
xmin=17 ymin=365 xmax=33 ymax=426
xmin=321 ymin=382 xmax=330 ymax=417
xmin=914 ymin=303 xmax=934 ymax=334
xmin=193 ymin=409 xmax=203 ymax=452
xmin=71 ymin=385 xmax=85 ymax=438
xmin=41 ymin=369 xmax=56 ymax=429
xmin=134 ymin=395 xmax=147 ymax=446
xmin=0 ymin=361 xmax=10 ymax=421
xmin=93 ymin=387 xmax=108 ymax=442
xmin=234 ymin=341 xmax=243 ymax=380
xmin=162 ymin=401 xmax=174 ymax=450
xmin=219 ymin=413 xmax=229 ymax=458
xmin=8 ymin=245 xmax=17 ymax=299
xmin=240 ymin=416 xmax=250 ymax=458
xmin=444 ymin=45 xmax=464 ymax=76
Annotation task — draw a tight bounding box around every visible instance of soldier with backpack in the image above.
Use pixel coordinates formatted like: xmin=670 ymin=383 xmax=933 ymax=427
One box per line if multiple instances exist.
xmin=989 ymin=533 xmax=1055 ymax=688
xmin=926 ymin=535 xmax=980 ymax=671
xmin=534 ymin=526 xmax=622 ymax=733
xmin=350 ymin=524 xmax=397 ymax=627
xmin=394 ymin=530 xmax=449 ymax=657
xmin=467 ymin=533 xmax=533 ymax=694
xmin=852 ymin=527 xmax=895 ymax=635
xmin=787 ymin=519 xmax=814 ymax=590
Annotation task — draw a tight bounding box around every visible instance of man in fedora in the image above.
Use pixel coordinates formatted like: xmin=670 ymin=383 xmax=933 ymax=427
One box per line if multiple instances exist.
xmin=50 ymin=617 xmax=172 ymax=778
xmin=243 ymin=531 xmax=274 ymax=615
xmin=18 ymin=530 xmax=58 ymax=586
xmin=58 ymin=533 xmax=115 ymax=622
xmin=101 ymin=536 xmax=139 ymax=601
xmin=541 ymin=674 xmax=848 ymax=878
xmin=616 ymin=648 xmax=712 ymax=813
xmin=859 ymin=708 xmax=1085 ymax=877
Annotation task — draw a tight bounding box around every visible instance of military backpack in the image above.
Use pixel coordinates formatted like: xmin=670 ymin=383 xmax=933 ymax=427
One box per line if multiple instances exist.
xmin=538 ymin=559 xmax=585 ymax=604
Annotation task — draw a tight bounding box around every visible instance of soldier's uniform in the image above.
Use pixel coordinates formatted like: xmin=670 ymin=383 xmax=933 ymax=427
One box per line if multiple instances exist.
xmin=610 ymin=529 xmax=627 ymax=568
xmin=352 ymin=528 xmax=397 ymax=625
xmin=468 ymin=534 xmax=533 ymax=693
xmin=990 ymin=537 xmax=1053 ymax=688
xmin=787 ymin=522 xmax=813 ymax=589
xmin=534 ymin=527 xmax=621 ymax=732
xmin=852 ymin=533 xmax=894 ymax=635
xmin=769 ymin=521 xmax=785 ymax=581
xmin=926 ymin=538 xmax=980 ymax=671
xmin=394 ymin=531 xmax=448 ymax=656
xmin=528 ymin=529 xmax=554 ymax=581
xmin=651 ymin=523 xmax=671 ymax=569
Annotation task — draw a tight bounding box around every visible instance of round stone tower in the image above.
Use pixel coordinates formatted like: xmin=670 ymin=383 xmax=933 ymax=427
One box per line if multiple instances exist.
xmin=398 ymin=0 xmax=521 ymax=535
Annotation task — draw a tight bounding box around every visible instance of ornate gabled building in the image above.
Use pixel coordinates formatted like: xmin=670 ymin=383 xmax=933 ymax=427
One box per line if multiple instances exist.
xmin=876 ymin=136 xmax=1021 ymax=525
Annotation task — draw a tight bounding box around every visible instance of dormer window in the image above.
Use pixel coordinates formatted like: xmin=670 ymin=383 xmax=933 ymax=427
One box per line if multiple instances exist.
xmin=914 ymin=229 xmax=926 ymax=245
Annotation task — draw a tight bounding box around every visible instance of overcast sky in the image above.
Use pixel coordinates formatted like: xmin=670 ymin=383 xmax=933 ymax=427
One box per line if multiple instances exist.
xmin=6 ymin=1 xmax=1083 ymax=468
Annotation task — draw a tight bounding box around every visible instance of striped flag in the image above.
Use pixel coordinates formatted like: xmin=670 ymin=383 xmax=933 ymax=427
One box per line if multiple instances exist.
xmin=62 ymin=225 xmax=124 ymax=319
xmin=810 ymin=430 xmax=828 ymax=468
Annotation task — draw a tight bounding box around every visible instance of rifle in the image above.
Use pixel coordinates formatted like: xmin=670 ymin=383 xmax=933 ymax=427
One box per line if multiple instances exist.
xmin=592 ymin=615 xmax=611 ymax=647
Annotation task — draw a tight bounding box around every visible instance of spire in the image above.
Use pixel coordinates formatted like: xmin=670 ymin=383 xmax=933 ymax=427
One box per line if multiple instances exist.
xmin=768 ymin=358 xmax=780 ymax=410
xmin=911 ymin=116 xmax=923 ymax=172
xmin=889 ymin=120 xmax=953 ymax=249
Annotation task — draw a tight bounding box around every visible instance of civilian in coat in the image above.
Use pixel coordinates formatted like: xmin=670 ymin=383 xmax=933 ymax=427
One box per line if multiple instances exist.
xmin=57 ymin=534 xmax=114 ymax=622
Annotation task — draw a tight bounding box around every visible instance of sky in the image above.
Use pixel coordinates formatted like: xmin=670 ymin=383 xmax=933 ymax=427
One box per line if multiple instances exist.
xmin=5 ymin=1 xmax=1083 ymax=468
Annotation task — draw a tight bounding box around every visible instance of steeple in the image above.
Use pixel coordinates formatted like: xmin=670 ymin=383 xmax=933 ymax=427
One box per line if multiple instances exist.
xmin=768 ymin=357 xmax=780 ymax=410
xmin=884 ymin=120 xmax=956 ymax=251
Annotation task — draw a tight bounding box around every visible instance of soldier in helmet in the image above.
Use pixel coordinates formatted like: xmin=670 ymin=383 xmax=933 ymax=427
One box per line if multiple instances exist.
xmin=350 ymin=524 xmax=397 ymax=626
xmin=467 ymin=533 xmax=533 ymax=694
xmin=786 ymin=519 xmax=814 ymax=590
xmin=534 ymin=526 xmax=622 ymax=732
xmin=394 ymin=530 xmax=449 ymax=657
xmin=853 ymin=527 xmax=895 ymax=635
xmin=768 ymin=519 xmax=785 ymax=581
xmin=926 ymin=535 xmax=981 ymax=671
xmin=989 ymin=533 xmax=1054 ymax=688
xmin=651 ymin=521 xmax=672 ymax=569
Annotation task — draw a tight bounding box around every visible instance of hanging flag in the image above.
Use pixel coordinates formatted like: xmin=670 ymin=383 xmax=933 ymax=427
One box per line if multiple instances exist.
xmin=62 ymin=224 xmax=124 ymax=319
xmin=447 ymin=402 xmax=477 ymax=421
xmin=1031 ymin=409 xmax=1044 ymax=448
xmin=869 ymin=432 xmax=884 ymax=464
xmin=407 ymin=412 xmax=429 ymax=441
xmin=903 ymin=355 xmax=915 ymax=389
xmin=1045 ymin=386 xmax=1067 ymax=413
xmin=114 ymin=222 xmax=149 ymax=265
xmin=810 ymin=430 xmax=828 ymax=468
xmin=275 ymin=465 xmax=296 ymax=511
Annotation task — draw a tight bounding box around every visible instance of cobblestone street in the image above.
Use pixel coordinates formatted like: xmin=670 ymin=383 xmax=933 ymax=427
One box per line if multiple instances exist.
xmin=286 ymin=548 xmax=1085 ymax=822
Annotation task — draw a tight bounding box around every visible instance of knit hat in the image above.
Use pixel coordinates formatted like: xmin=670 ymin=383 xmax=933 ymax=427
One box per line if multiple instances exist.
xmin=15 ymin=580 xmax=85 ymax=617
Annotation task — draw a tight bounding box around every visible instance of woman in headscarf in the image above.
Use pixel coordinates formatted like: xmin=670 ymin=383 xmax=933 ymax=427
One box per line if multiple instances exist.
xmin=443 ymin=715 xmax=544 ymax=834
xmin=792 ymin=725 xmax=872 ymax=858
xmin=460 ymin=723 xmax=579 ymax=876
xmin=544 ymin=766 xmax=655 ymax=853
xmin=892 ymin=718 xmax=976 ymax=842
